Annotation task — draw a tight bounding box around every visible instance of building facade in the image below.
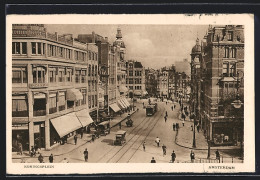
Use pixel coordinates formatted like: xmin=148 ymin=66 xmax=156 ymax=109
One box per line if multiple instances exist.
xmin=126 ymin=60 xmax=146 ymax=98
xmin=145 ymin=68 xmax=158 ymax=97
xmin=12 ymin=24 xmax=97 ymax=151
xmin=191 ymin=25 xmax=244 ymax=146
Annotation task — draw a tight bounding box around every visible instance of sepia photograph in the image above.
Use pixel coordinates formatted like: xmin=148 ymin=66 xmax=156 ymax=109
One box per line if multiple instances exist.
xmin=6 ymin=14 xmax=255 ymax=174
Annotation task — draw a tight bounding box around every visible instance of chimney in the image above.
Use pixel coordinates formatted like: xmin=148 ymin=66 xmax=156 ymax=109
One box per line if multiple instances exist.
xmin=92 ymin=31 xmax=95 ymax=43
xmin=105 ymin=37 xmax=108 ymax=42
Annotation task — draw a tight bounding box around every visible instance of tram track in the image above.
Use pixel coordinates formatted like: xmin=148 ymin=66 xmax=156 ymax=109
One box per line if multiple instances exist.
xmin=95 ymin=106 xmax=158 ymax=163
xmin=105 ymin=105 xmax=165 ymax=163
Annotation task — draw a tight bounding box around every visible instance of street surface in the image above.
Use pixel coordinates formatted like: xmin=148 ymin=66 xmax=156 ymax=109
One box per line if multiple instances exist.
xmin=13 ymin=100 xmax=242 ymax=163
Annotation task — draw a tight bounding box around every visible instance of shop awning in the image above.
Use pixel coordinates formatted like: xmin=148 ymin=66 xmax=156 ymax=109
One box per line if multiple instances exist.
xmin=122 ymin=98 xmax=130 ymax=107
xmin=50 ymin=112 xmax=82 ymax=137
xmin=75 ymin=109 xmax=94 ymax=127
xmin=134 ymin=91 xmax=142 ymax=96
xmin=109 ymin=103 xmax=121 ymax=112
xmin=118 ymin=100 xmax=127 ymax=109
xmin=143 ymin=91 xmax=148 ymax=95
xmin=66 ymin=89 xmax=83 ymax=101
xmin=119 ymin=85 xmax=129 ymax=93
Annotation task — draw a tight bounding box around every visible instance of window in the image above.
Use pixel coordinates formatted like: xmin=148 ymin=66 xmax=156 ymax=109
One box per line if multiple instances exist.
xmin=92 ymin=65 xmax=94 ymax=76
xmin=229 ymin=63 xmax=236 ymax=77
xmin=95 ymin=95 xmax=97 ymax=106
xmin=227 ymin=31 xmax=233 ymax=41
xmin=12 ymin=67 xmax=27 ymax=83
xmin=67 ymin=69 xmax=72 ymax=82
xmin=75 ymin=70 xmax=81 ymax=83
xmin=129 ymin=71 xmax=133 ymax=76
xmin=12 ymin=42 xmax=20 ymax=54
xmin=81 ymin=70 xmax=87 ymax=83
xmin=224 ymin=47 xmax=229 ymax=58
xmin=49 ymin=68 xmax=56 ymax=83
xmin=88 ymin=51 xmax=91 ymax=60
xmin=231 ymin=48 xmax=236 ymax=58
xmin=22 ymin=42 xmax=27 ymax=54
xmin=88 ymin=65 xmax=91 ymax=76
xmin=58 ymin=92 xmax=66 ymax=111
xmin=58 ymin=69 xmax=65 ymax=82
xmin=92 ymin=81 xmax=94 ymax=92
xmin=49 ymin=93 xmax=57 ymax=114
xmin=42 ymin=43 xmax=45 ymax=55
xmin=88 ymin=96 xmax=91 ymax=108
xmin=81 ymin=89 xmax=87 ymax=105
xmin=12 ymin=98 xmax=28 ymax=117
xmin=33 ymin=67 xmax=45 ymax=83
xmin=95 ymin=65 xmax=97 ymax=76
xmin=31 ymin=42 xmax=36 ymax=54
xmin=92 ymin=95 xmax=94 ymax=108
xmin=37 ymin=42 xmax=42 ymax=54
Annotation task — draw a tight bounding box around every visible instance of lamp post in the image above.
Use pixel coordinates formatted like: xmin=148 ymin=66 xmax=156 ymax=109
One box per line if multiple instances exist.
xmin=231 ymin=71 xmax=244 ymax=160
xmin=192 ymin=112 xmax=196 ymax=148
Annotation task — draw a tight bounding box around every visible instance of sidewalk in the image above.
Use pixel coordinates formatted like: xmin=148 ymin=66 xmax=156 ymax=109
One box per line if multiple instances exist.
xmin=12 ymin=108 xmax=137 ymax=163
xmin=175 ymin=103 xmax=241 ymax=151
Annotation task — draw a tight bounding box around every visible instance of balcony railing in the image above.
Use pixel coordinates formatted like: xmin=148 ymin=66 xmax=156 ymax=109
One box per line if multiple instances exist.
xmin=29 ymin=83 xmax=48 ymax=89
xmin=33 ymin=110 xmax=46 ymax=116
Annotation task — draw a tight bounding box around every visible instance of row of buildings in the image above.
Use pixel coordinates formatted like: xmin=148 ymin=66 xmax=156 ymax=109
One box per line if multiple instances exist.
xmin=145 ymin=63 xmax=190 ymax=100
xmin=190 ymin=25 xmax=244 ymax=147
xmin=11 ymin=24 xmax=146 ymax=151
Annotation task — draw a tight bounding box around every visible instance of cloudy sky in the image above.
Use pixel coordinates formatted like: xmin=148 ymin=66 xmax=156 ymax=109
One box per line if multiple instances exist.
xmin=45 ymin=24 xmax=208 ymax=69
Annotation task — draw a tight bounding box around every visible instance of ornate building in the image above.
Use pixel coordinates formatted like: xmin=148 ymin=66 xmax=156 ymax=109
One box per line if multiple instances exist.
xmin=12 ymin=24 xmax=96 ymax=151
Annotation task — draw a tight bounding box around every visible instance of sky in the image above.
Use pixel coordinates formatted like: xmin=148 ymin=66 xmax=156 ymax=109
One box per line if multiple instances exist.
xmin=45 ymin=24 xmax=208 ymax=69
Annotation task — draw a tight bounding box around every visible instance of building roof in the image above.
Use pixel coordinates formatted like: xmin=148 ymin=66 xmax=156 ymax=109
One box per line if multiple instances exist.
xmin=134 ymin=61 xmax=143 ymax=68
xmin=191 ymin=38 xmax=201 ymax=54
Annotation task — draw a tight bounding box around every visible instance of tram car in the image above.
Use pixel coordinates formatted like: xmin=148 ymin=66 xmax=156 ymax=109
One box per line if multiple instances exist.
xmin=146 ymin=103 xmax=158 ymax=116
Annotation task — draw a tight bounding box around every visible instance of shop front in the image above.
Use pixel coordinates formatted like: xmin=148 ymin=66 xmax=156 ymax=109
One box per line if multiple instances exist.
xmin=12 ymin=123 xmax=29 ymax=151
xmin=212 ymin=122 xmax=234 ymax=146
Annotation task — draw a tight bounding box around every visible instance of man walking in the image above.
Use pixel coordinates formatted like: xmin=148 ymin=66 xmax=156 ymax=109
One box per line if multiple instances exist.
xmin=190 ymin=150 xmax=195 ymax=163
xmin=74 ymin=134 xmax=78 ymax=145
xmin=171 ymin=106 xmax=174 ymax=111
xmin=164 ymin=116 xmax=167 ymax=122
xmin=49 ymin=154 xmax=54 ymax=163
xmin=165 ymin=111 xmax=168 ymax=117
xmin=143 ymin=141 xmax=146 ymax=151
xmin=80 ymin=128 xmax=84 ymax=139
xmin=84 ymin=148 xmax=88 ymax=162
xmin=197 ymin=124 xmax=200 ymax=133
xmin=171 ymin=150 xmax=176 ymax=163
xmin=162 ymin=144 xmax=167 ymax=156
xmin=38 ymin=153 xmax=44 ymax=163
xmin=155 ymin=137 xmax=160 ymax=147
xmin=215 ymin=149 xmax=220 ymax=162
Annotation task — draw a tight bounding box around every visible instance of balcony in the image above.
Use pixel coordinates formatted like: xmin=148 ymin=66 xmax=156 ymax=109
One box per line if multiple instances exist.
xmin=29 ymin=83 xmax=48 ymax=89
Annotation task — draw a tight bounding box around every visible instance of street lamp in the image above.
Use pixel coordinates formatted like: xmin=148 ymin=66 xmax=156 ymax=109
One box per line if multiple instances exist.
xmin=231 ymin=71 xmax=244 ymax=160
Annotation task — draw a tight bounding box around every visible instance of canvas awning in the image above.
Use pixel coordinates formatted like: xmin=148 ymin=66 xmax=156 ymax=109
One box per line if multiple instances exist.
xmin=118 ymin=100 xmax=127 ymax=109
xmin=122 ymin=98 xmax=130 ymax=108
xmin=50 ymin=112 xmax=82 ymax=137
xmin=119 ymin=85 xmax=129 ymax=93
xmin=143 ymin=91 xmax=148 ymax=95
xmin=75 ymin=109 xmax=94 ymax=127
xmin=109 ymin=103 xmax=121 ymax=112
xmin=66 ymin=89 xmax=83 ymax=101
xmin=134 ymin=91 xmax=142 ymax=96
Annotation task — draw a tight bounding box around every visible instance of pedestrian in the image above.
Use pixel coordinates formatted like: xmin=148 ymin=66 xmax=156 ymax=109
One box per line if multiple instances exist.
xmin=165 ymin=111 xmax=168 ymax=117
xmin=143 ymin=102 xmax=145 ymax=107
xmin=197 ymin=124 xmax=200 ymax=132
xmin=162 ymin=144 xmax=167 ymax=156
xmin=119 ymin=122 xmax=122 ymax=129
xmin=174 ymin=104 xmax=176 ymax=109
xmin=171 ymin=106 xmax=174 ymax=111
xmin=155 ymin=137 xmax=160 ymax=147
xmin=215 ymin=149 xmax=220 ymax=162
xmin=190 ymin=150 xmax=195 ymax=163
xmin=164 ymin=116 xmax=167 ymax=122
xmin=30 ymin=146 xmax=36 ymax=157
xmin=61 ymin=158 xmax=69 ymax=163
xmin=84 ymin=148 xmax=88 ymax=162
xmin=143 ymin=141 xmax=146 ymax=151
xmin=49 ymin=154 xmax=54 ymax=163
xmin=80 ymin=128 xmax=84 ymax=139
xmin=173 ymin=123 xmax=175 ymax=131
xmin=38 ymin=153 xmax=44 ymax=163
xmin=171 ymin=150 xmax=176 ymax=163
xmin=74 ymin=134 xmax=78 ymax=145
xmin=150 ymin=157 xmax=156 ymax=163
xmin=191 ymin=125 xmax=193 ymax=131
xmin=182 ymin=120 xmax=185 ymax=126
xmin=181 ymin=112 xmax=186 ymax=121
xmin=18 ymin=142 xmax=23 ymax=155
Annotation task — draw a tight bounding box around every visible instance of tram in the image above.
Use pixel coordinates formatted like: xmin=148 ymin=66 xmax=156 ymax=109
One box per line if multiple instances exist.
xmin=146 ymin=103 xmax=158 ymax=116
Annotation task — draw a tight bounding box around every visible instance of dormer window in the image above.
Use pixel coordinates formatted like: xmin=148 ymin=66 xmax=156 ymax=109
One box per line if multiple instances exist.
xmin=227 ymin=31 xmax=233 ymax=41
